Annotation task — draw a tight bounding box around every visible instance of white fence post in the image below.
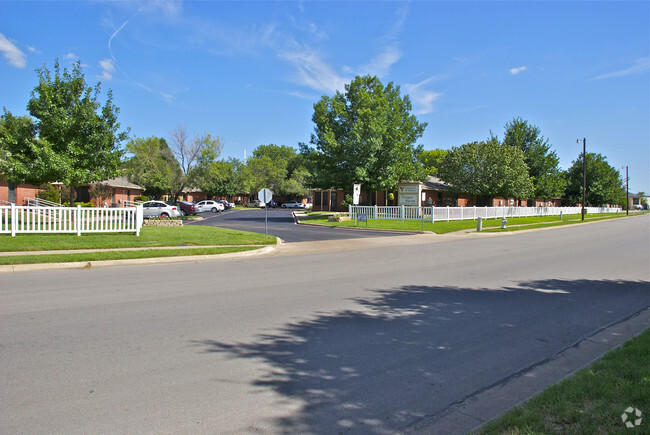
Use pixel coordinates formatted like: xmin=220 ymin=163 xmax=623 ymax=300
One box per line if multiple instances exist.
xmin=447 ymin=206 xmax=450 ymax=222
xmin=401 ymin=205 xmax=404 ymax=222
xmin=431 ymin=206 xmax=435 ymax=223
xmin=374 ymin=205 xmax=378 ymax=220
xmin=11 ymin=203 xmax=16 ymax=237
xmin=76 ymin=205 xmax=82 ymax=236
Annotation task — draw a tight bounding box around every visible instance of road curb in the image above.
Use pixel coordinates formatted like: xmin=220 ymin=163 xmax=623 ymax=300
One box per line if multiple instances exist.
xmin=0 ymin=244 xmax=277 ymax=273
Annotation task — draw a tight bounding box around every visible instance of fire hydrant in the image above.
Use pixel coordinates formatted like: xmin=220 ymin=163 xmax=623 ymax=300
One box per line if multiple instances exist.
xmin=501 ymin=217 xmax=507 ymax=229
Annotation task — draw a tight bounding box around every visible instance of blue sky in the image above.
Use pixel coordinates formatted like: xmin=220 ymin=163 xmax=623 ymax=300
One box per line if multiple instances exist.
xmin=1 ymin=1 xmax=649 ymax=193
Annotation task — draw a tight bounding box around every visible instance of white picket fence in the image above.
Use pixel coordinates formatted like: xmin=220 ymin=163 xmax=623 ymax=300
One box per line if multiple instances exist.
xmin=0 ymin=204 xmax=144 ymax=237
xmin=349 ymin=205 xmax=622 ymax=222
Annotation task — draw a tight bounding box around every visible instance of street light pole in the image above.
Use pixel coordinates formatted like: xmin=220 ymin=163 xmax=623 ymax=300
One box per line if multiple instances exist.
xmin=619 ymin=165 xmax=630 ymax=214
xmin=578 ymin=138 xmax=586 ymax=221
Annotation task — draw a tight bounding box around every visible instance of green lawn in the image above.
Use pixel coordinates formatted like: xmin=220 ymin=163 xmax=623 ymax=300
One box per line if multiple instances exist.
xmin=300 ymin=213 xmax=629 ymax=234
xmin=0 ymin=225 xmax=275 ymax=265
xmin=477 ymin=329 xmax=650 ymax=434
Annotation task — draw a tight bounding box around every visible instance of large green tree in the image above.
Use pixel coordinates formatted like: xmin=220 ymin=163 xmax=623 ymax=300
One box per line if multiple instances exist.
xmin=246 ymin=144 xmax=310 ymax=198
xmin=25 ymin=59 xmax=127 ymax=204
xmin=193 ymin=158 xmax=243 ymax=199
xmin=302 ymin=75 xmax=427 ymax=192
xmin=564 ymin=152 xmax=625 ymax=206
xmin=124 ymin=136 xmax=180 ymax=199
xmin=417 ymin=149 xmax=448 ymax=177
xmin=501 ymin=117 xmax=565 ymax=199
xmin=0 ymin=111 xmax=61 ymax=186
xmin=437 ymin=139 xmax=534 ymax=204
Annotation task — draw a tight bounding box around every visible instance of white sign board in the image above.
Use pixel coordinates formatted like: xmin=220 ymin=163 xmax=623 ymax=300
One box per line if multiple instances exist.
xmin=398 ymin=194 xmax=419 ymax=206
xmin=353 ymin=184 xmax=361 ymax=205
xmin=258 ymin=188 xmax=273 ymax=203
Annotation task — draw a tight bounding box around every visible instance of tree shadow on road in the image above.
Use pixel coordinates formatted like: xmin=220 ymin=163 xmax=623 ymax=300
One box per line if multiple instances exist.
xmin=193 ymin=279 xmax=649 ymax=433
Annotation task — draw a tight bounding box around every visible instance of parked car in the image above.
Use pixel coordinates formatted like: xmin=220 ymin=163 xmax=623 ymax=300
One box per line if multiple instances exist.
xmin=176 ymin=200 xmax=199 ymax=216
xmin=216 ymin=200 xmax=232 ymax=210
xmin=142 ymin=201 xmax=181 ymax=219
xmin=281 ymin=200 xmax=303 ymax=208
xmin=246 ymin=200 xmax=265 ymax=208
xmin=196 ymin=200 xmax=225 ymax=213
xmin=266 ymin=200 xmax=277 ymax=208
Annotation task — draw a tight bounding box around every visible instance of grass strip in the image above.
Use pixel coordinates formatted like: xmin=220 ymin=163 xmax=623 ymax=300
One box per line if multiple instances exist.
xmin=300 ymin=213 xmax=628 ymax=234
xmin=0 ymin=246 xmax=260 ymax=265
xmin=0 ymin=225 xmax=275 ymax=252
xmin=477 ymin=329 xmax=650 ymax=434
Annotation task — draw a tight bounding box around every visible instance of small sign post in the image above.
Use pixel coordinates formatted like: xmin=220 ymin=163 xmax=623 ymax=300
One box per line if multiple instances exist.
xmin=258 ymin=188 xmax=273 ymax=238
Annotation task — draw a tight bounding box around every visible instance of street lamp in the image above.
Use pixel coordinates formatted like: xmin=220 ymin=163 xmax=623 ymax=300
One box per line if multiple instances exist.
xmin=577 ymin=138 xmax=586 ymax=221
xmin=622 ymin=165 xmax=629 ymax=216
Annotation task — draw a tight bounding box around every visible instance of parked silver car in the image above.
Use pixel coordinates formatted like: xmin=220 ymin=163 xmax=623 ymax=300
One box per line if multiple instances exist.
xmin=142 ymin=201 xmax=181 ymax=218
xmin=196 ymin=200 xmax=225 ymax=213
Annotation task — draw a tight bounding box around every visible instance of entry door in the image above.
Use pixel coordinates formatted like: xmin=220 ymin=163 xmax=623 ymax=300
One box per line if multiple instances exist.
xmin=8 ymin=183 xmax=16 ymax=203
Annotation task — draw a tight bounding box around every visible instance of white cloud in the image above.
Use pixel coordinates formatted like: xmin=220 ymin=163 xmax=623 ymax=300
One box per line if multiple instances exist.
xmin=510 ymin=66 xmax=527 ymax=75
xmin=350 ymin=4 xmax=407 ymax=78
xmin=0 ymin=33 xmax=27 ymax=68
xmin=356 ymin=45 xmax=402 ymax=78
xmin=593 ymin=58 xmax=650 ymax=80
xmin=404 ymin=77 xmax=442 ymax=115
xmin=98 ymin=58 xmax=116 ymax=80
xmin=27 ymin=45 xmax=41 ymax=54
xmin=63 ymin=52 xmax=78 ymax=60
xmin=279 ymin=48 xmax=348 ymax=93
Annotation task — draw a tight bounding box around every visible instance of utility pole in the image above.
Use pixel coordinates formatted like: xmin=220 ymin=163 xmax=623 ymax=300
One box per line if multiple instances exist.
xmin=578 ymin=138 xmax=586 ymax=221
xmin=619 ymin=165 xmax=630 ymax=215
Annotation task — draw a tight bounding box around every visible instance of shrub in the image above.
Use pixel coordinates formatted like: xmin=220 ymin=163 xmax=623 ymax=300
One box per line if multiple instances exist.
xmin=36 ymin=184 xmax=61 ymax=204
xmin=340 ymin=194 xmax=354 ymax=211
xmin=134 ymin=195 xmax=149 ymax=202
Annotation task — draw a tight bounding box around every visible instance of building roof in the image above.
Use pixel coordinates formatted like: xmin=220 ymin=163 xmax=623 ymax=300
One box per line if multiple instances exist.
xmin=422 ymin=176 xmax=450 ymax=192
xmin=102 ymin=176 xmax=143 ymax=190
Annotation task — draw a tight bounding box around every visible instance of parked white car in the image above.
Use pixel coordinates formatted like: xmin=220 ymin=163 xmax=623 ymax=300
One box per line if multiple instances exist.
xmin=282 ymin=201 xmax=303 ymax=208
xmin=196 ymin=200 xmax=225 ymax=213
xmin=142 ymin=201 xmax=182 ymax=218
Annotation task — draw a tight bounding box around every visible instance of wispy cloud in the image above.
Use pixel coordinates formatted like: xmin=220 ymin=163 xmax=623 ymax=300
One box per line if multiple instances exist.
xmin=404 ymin=76 xmax=442 ymax=115
xmin=98 ymin=58 xmax=115 ymax=80
xmin=351 ymin=4 xmax=408 ymax=78
xmin=0 ymin=33 xmax=27 ymax=68
xmin=27 ymin=45 xmax=41 ymax=54
xmin=279 ymin=47 xmax=348 ymax=93
xmin=593 ymin=58 xmax=649 ymax=80
xmin=510 ymin=66 xmax=527 ymax=75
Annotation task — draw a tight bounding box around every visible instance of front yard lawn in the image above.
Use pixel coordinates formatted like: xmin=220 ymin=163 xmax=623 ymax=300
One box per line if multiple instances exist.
xmin=0 ymin=226 xmax=275 ymax=265
xmin=300 ymin=213 xmax=629 ymax=234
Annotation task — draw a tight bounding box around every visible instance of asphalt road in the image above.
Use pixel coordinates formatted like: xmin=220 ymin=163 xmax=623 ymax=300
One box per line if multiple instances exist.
xmin=1 ymin=216 xmax=648 ymax=434
xmin=190 ymin=208 xmax=409 ymax=242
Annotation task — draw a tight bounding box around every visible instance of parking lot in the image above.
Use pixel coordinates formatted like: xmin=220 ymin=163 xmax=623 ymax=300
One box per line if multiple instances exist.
xmin=189 ymin=207 xmax=408 ymax=243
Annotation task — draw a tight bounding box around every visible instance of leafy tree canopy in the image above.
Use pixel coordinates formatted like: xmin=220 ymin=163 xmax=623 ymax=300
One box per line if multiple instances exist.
xmin=438 ymin=139 xmax=534 ymax=202
xmin=1 ymin=60 xmax=127 ymax=205
xmin=303 ymin=75 xmax=427 ymax=191
xmin=27 ymin=60 xmax=127 ymax=202
xmin=564 ymin=152 xmax=625 ymax=206
xmin=501 ymin=117 xmax=565 ymax=199
xmin=124 ymin=136 xmax=180 ymax=199
xmin=418 ymin=149 xmax=448 ymax=176
xmin=0 ymin=111 xmax=61 ymax=185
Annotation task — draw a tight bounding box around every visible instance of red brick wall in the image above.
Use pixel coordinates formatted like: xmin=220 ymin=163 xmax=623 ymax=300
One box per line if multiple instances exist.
xmin=0 ymin=181 xmax=42 ymax=205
